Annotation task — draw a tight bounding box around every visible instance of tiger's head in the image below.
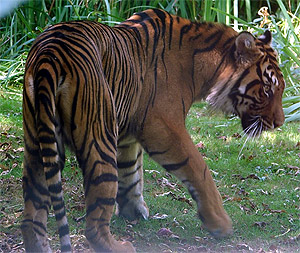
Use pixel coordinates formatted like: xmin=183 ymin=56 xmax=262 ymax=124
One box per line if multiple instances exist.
xmin=208 ymin=30 xmax=285 ymax=136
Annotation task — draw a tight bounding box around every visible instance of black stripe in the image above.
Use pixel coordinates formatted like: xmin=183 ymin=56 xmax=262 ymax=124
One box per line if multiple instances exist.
xmin=58 ymin=224 xmax=69 ymax=238
xmin=55 ymin=209 xmax=66 ymax=221
xmin=189 ymin=33 xmax=202 ymax=41
xmin=163 ymin=157 xmax=189 ymax=171
xmin=33 ymin=221 xmax=47 ymax=232
xmin=45 ymin=164 xmax=60 ymax=180
xmin=117 ymin=151 xmax=142 ymax=169
xmin=182 ymin=97 xmax=186 ymax=120
xmin=153 ymin=8 xmax=166 ymax=38
xmin=135 ymin=12 xmax=150 ymax=51
xmin=39 ymin=136 xmax=56 ymax=143
xmin=117 ymin=160 xmax=137 ymax=169
xmin=193 ymin=31 xmax=223 ymax=54
xmin=91 ymin=173 xmax=118 ymax=185
xmin=51 ymin=195 xmax=63 ymax=202
xmin=147 ymin=149 xmax=168 ymax=157
xmin=37 ymin=94 xmax=55 ymax=124
xmin=48 ymin=182 xmax=62 ymax=194
xmin=35 ymin=68 xmax=55 ymax=95
xmin=168 ymin=12 xmax=173 ymax=49
xmin=20 ymin=219 xmax=33 ymax=230
xmin=37 ymin=121 xmax=55 ymax=136
xmin=86 ymin=198 xmax=115 ymax=216
xmin=94 ymin=140 xmax=117 ymax=169
xmin=223 ymin=36 xmax=236 ymax=48
xmin=41 ymin=148 xmax=57 ymax=157
xmin=179 ymin=24 xmax=193 ymax=48
xmin=53 ymin=202 xmax=65 ymax=211
xmin=23 ymin=188 xmax=43 ymax=206
xmin=123 ymin=165 xmax=141 ymax=178
xmin=98 ymin=223 xmax=109 ymax=229
xmin=118 ymin=179 xmax=141 ymax=197
xmin=204 ymin=31 xmax=220 ymax=43
xmin=188 ymin=186 xmax=198 ymax=202
xmin=61 ymin=244 xmax=72 ymax=252
xmin=245 ymin=79 xmax=260 ymax=93
xmin=148 ymin=15 xmax=160 ymax=64
xmin=34 ymin=182 xmax=50 ymax=197
xmin=33 ymin=227 xmax=45 ymax=236
xmin=152 ymin=56 xmax=158 ymax=106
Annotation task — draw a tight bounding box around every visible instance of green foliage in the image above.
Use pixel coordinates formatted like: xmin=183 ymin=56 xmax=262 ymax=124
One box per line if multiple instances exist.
xmin=0 ymin=0 xmax=299 ymax=117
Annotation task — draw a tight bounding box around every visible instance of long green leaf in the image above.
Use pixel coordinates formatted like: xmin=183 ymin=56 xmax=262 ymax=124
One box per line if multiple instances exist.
xmin=245 ymin=0 xmax=251 ymax=22
xmin=211 ymin=7 xmax=264 ymax=31
xmin=285 ymin=113 xmax=300 ymax=122
xmin=276 ymin=0 xmax=298 ymax=42
xmin=283 ymin=102 xmax=300 ymax=115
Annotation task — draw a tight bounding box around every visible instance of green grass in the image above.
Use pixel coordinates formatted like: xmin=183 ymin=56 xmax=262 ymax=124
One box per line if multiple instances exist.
xmin=0 ymin=88 xmax=299 ymax=252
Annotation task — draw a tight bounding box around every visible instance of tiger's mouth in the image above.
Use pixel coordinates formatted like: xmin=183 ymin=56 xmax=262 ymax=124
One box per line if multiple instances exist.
xmin=241 ymin=114 xmax=273 ymax=137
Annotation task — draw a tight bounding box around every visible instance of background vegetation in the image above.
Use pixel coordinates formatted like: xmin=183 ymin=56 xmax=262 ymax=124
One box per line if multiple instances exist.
xmin=1 ymin=0 xmax=300 ymax=120
xmin=0 ymin=0 xmax=299 ymax=252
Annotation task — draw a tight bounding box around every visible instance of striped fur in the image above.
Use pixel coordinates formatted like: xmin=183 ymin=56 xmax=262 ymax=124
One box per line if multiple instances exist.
xmin=22 ymin=8 xmax=285 ymax=252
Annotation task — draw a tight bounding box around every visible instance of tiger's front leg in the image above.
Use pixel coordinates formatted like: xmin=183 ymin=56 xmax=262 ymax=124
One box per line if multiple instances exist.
xmin=116 ymin=141 xmax=149 ymax=220
xmin=139 ymin=120 xmax=233 ymax=238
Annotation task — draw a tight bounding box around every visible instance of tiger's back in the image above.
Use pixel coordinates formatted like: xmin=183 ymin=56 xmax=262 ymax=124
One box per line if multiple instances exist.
xmin=22 ymin=9 xmax=285 ymax=252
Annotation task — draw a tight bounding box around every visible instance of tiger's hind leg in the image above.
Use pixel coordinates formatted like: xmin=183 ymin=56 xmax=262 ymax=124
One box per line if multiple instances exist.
xmin=76 ymin=136 xmax=135 ymax=252
xmin=22 ymin=97 xmax=71 ymax=252
xmin=73 ymin=88 xmax=135 ymax=252
xmin=116 ymin=141 xmax=149 ymax=220
xmin=21 ymin=130 xmax=52 ymax=252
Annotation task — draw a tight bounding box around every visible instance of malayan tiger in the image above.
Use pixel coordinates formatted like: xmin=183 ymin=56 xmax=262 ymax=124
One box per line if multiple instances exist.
xmin=21 ymin=8 xmax=285 ymax=252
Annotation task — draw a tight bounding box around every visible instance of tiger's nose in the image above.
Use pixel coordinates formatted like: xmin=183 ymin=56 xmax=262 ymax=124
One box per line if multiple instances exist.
xmin=273 ymin=107 xmax=285 ymax=129
xmin=273 ymin=115 xmax=285 ymax=128
xmin=274 ymin=119 xmax=284 ymax=128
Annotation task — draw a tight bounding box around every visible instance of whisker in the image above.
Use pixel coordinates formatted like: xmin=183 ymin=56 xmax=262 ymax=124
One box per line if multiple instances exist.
xmin=241 ymin=116 xmax=260 ymax=134
xmin=239 ymin=121 xmax=255 ymax=139
xmin=238 ymin=118 xmax=260 ymax=160
xmin=241 ymin=119 xmax=259 ymax=138
xmin=238 ymin=132 xmax=252 ymax=160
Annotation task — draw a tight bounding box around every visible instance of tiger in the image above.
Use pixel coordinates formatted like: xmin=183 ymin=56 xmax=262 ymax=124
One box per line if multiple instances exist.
xmin=21 ymin=8 xmax=285 ymax=252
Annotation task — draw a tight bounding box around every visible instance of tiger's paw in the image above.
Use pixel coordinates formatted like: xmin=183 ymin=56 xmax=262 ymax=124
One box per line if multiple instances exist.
xmin=117 ymin=241 xmax=136 ymax=253
xmin=21 ymin=221 xmax=52 ymax=253
xmin=86 ymin=229 xmax=136 ymax=253
xmin=201 ymin=213 xmax=233 ymax=239
xmin=90 ymin=239 xmax=136 ymax=253
xmin=116 ymin=196 xmax=149 ymax=220
xmin=109 ymin=240 xmax=136 ymax=253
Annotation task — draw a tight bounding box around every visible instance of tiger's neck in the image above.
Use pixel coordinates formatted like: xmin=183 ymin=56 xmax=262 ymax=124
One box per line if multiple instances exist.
xmin=120 ymin=9 xmax=239 ymax=116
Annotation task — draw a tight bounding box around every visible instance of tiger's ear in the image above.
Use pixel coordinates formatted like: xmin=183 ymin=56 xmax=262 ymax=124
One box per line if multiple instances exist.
xmin=258 ymin=30 xmax=272 ymax=45
xmin=234 ymin=31 xmax=262 ymax=67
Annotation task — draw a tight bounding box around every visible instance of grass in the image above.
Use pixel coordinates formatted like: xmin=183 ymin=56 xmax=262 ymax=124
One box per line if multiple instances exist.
xmin=0 ymin=87 xmax=299 ymax=252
